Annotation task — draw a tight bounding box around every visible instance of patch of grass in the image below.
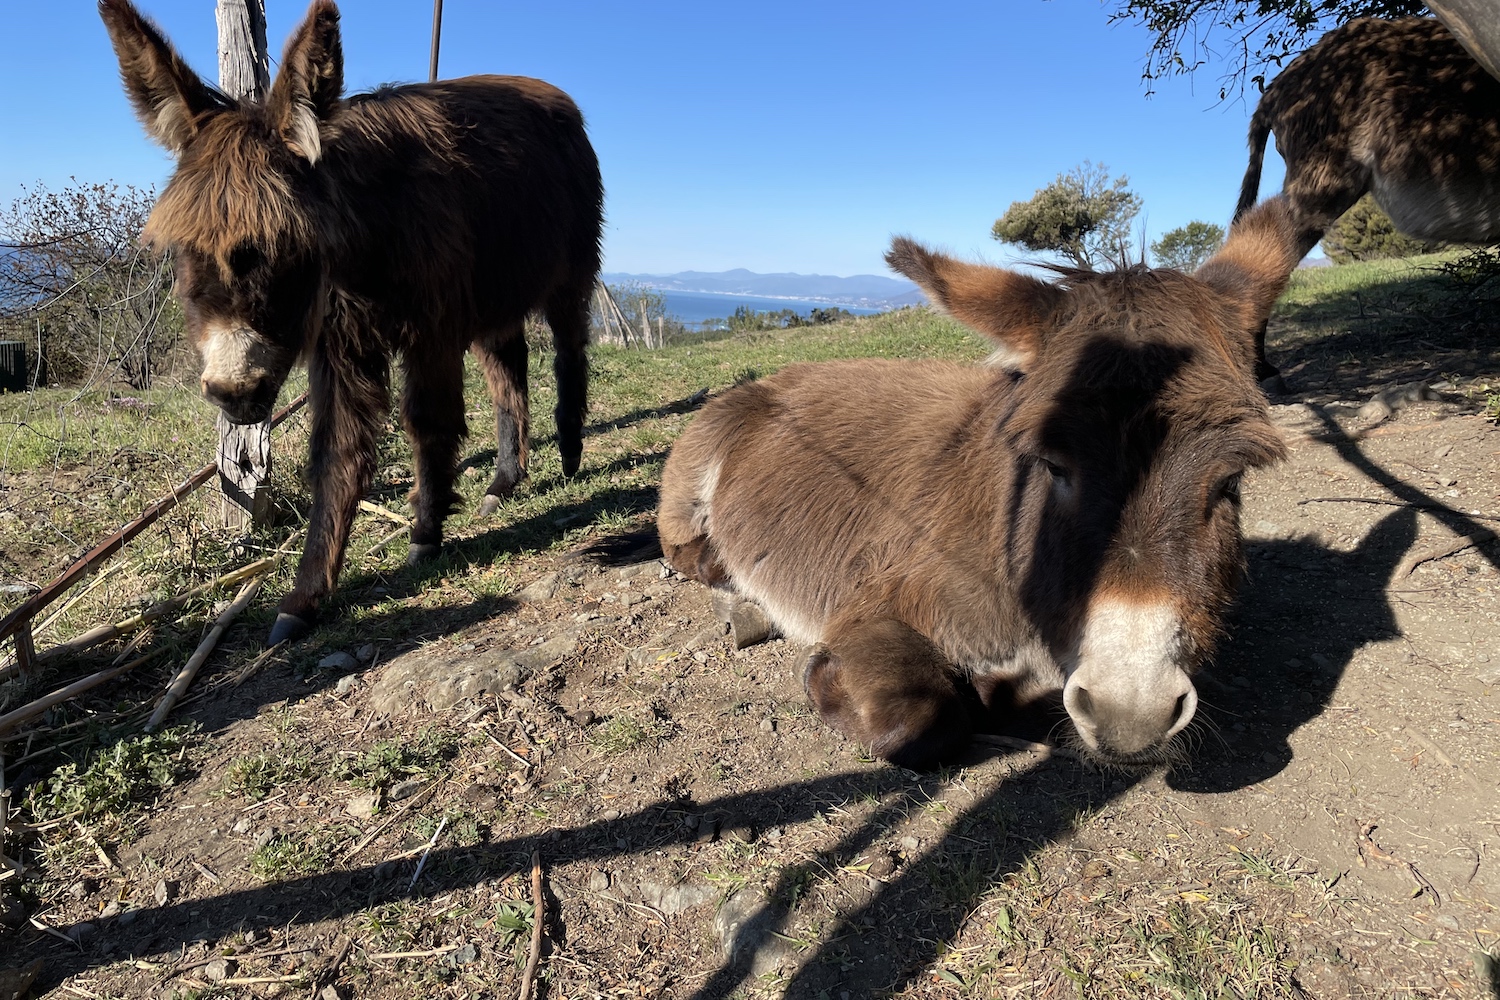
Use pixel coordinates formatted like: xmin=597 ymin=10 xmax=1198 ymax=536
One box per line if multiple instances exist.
xmin=589 ymin=713 xmax=675 ymax=757
xmin=1226 ymin=845 xmax=1299 ymax=890
xmin=22 ymin=724 xmax=200 ymax=823
xmin=248 ymin=825 xmax=352 ymax=881
xmin=215 ymin=750 xmax=316 ymax=802
xmin=334 ymin=727 xmax=461 ymax=790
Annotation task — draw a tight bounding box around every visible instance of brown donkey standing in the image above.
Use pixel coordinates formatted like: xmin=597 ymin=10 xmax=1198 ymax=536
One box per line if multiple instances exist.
xmin=99 ymin=0 xmax=604 ymax=643
xmin=1234 ymin=17 xmax=1500 ymax=387
xmin=659 ymin=199 xmax=1301 ymax=770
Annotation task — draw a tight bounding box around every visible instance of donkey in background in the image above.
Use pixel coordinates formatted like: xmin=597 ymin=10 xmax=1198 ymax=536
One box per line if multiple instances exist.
xmin=100 ymin=0 xmax=604 ymax=643
xmin=659 ymin=199 xmax=1301 ymax=770
xmin=1235 ymin=17 xmax=1500 ymax=388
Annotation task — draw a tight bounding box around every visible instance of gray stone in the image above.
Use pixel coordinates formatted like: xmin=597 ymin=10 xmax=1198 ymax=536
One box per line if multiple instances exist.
xmin=203 ymin=957 xmax=235 ymax=982
xmin=515 ymin=572 xmax=561 ymax=602
xmin=356 ymin=643 xmax=378 ymax=662
xmin=346 ymin=791 xmax=381 ymax=818
xmin=68 ymin=922 xmax=97 ymax=944
xmin=640 ymin=880 xmax=719 ymax=915
xmin=686 ymin=623 xmax=728 ymax=650
xmin=714 ymin=889 xmax=795 ymax=975
xmin=1358 ymin=382 xmax=1435 ymax=423
xmin=589 ymin=869 xmax=611 ymax=892
xmin=389 ymin=778 xmax=425 ymax=801
xmin=711 ymin=592 xmax=773 ymax=649
xmin=614 ymin=560 xmax=661 ymax=580
xmin=117 ymin=909 xmax=137 ymax=927
xmin=0 ymin=959 xmax=43 ymax=1000
xmin=319 ymin=987 xmax=345 ymax=1000
xmin=0 ymin=893 xmax=24 ymax=928
xmin=99 ymin=901 xmax=121 ymax=920
xmin=368 ymin=634 xmax=579 ymax=715
xmin=152 ymin=879 xmax=174 ymax=905
xmin=335 ymin=673 xmax=359 ymax=696
xmin=233 ymin=817 xmax=252 ymax=835
xmin=319 ymin=651 xmax=359 ymax=672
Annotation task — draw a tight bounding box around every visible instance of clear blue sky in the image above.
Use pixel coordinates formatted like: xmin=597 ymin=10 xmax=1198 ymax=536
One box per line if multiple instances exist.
xmin=0 ymin=1 xmax=1291 ymax=277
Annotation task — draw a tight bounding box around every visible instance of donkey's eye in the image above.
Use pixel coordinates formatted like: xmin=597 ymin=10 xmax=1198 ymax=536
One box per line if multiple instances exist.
xmin=228 ymin=243 xmax=265 ymax=277
xmin=1215 ymin=473 xmax=1243 ymax=504
xmin=1032 ymin=455 xmax=1070 ymax=484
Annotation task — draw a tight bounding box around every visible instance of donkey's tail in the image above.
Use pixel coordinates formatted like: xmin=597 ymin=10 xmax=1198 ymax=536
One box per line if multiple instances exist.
xmin=1234 ymin=114 xmax=1272 ymax=223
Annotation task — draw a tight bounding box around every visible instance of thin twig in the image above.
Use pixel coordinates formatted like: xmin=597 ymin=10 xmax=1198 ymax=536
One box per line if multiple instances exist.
xmin=365 ymin=945 xmax=460 ymax=961
xmin=342 ymin=779 xmax=444 ymax=862
xmin=1296 ymin=496 xmax=1500 ymax=523
xmin=517 ymin=849 xmax=545 ymax=1000
xmin=0 ymin=647 xmax=167 ymax=738
xmin=365 ymin=522 xmax=412 ymax=559
xmin=407 ymin=816 xmax=448 ymax=891
xmin=358 ymin=499 xmax=411 ymax=526
xmin=232 ymin=640 xmax=287 ymax=687
xmin=1392 ymin=529 xmax=1497 ymax=580
xmin=147 ymin=576 xmax=264 ymax=730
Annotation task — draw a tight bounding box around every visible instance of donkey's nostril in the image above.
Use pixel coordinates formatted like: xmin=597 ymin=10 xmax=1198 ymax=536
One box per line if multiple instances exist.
xmin=1072 ymin=686 xmax=1095 ymax=719
xmin=1165 ymin=684 xmax=1199 ymax=739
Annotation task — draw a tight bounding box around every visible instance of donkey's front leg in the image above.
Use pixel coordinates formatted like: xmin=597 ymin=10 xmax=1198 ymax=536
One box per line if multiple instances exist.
xmin=270 ymin=348 xmax=389 ymax=644
xmin=800 ymin=612 xmax=972 ymax=770
xmin=401 ymin=348 xmax=468 ymax=563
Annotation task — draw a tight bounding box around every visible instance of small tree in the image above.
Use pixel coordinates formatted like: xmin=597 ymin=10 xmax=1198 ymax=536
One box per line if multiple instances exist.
xmin=1320 ymin=194 xmax=1449 ymax=263
xmin=1151 ymin=220 xmax=1225 ymax=271
xmin=991 ymin=162 xmax=1143 ymax=269
xmin=0 ymin=181 xmax=179 ymax=388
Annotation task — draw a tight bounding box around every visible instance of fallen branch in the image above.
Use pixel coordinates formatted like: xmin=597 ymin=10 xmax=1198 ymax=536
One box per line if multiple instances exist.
xmin=359 ymin=499 xmax=411 ymax=526
xmin=407 ymin=816 xmax=448 ymax=891
xmin=1296 ymin=496 xmax=1500 ymax=523
xmin=146 ymin=576 xmax=265 ymax=730
xmin=517 ymin=849 xmax=545 ymax=1000
xmin=35 ymin=557 xmax=277 ymax=666
xmin=33 ymin=559 xmax=133 ymax=641
xmin=0 ymin=647 xmax=167 ymax=737
xmin=1392 ymin=528 xmax=1496 ymax=580
xmin=365 ymin=522 xmax=412 ymax=559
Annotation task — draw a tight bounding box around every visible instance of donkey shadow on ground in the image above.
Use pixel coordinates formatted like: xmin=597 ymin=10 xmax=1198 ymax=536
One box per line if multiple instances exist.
xmin=21 ymin=490 xmax=1427 ymax=996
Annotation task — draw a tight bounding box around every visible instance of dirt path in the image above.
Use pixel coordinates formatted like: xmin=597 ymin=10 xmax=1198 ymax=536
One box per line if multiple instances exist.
xmin=9 ymin=392 xmax=1500 ymax=999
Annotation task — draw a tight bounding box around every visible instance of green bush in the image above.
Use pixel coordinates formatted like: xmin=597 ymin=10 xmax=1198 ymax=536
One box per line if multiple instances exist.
xmin=1320 ymin=194 xmax=1448 ymax=264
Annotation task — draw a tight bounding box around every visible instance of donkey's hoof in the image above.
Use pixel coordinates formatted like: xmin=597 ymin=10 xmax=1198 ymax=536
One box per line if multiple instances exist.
xmin=407 ymin=542 xmax=442 ymax=565
xmin=268 ymin=613 xmax=311 ymax=646
xmin=477 ymin=494 xmax=502 ymax=517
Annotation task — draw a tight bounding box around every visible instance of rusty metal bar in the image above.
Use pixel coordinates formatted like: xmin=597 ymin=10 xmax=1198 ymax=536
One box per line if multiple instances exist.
xmin=429 ymin=0 xmax=444 ymax=82
xmin=0 ymin=393 xmax=307 ymax=647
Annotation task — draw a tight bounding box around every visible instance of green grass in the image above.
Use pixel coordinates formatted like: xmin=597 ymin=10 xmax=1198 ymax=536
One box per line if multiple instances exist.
xmin=247 ymin=824 xmax=353 ymax=881
xmin=22 ymin=724 xmax=200 ymax=823
xmin=215 ymin=749 xmax=316 ymax=801
xmin=332 ymin=727 xmax=462 ymax=790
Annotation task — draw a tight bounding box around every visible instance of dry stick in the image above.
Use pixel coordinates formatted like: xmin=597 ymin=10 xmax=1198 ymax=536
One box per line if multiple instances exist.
xmin=517 ymin=849 xmax=545 ymax=1000
xmin=406 ymin=816 xmax=448 ymax=891
xmin=365 ymin=522 xmax=412 ymax=559
xmin=146 ymin=576 xmax=264 ymax=730
xmin=33 ymin=557 xmax=278 ymax=666
xmin=32 ymin=559 xmax=132 ymax=641
xmin=0 ymin=648 xmax=167 ymax=737
xmin=1392 ymin=528 xmax=1497 ymax=580
xmin=1296 ymin=496 xmax=1500 ymax=523
xmin=232 ymin=640 xmax=287 ymax=687
xmin=342 ymin=779 xmax=444 ymax=862
xmin=358 ymin=499 xmax=411 ymax=526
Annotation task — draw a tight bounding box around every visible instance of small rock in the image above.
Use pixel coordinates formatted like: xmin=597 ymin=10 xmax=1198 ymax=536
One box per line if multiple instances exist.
xmin=111 ymin=483 xmax=130 ymax=500
xmin=203 ymin=957 xmax=236 ymax=982
xmin=516 ymin=572 xmax=561 ymax=602
xmin=444 ymin=943 xmax=478 ymax=966
xmin=1437 ymin=475 xmax=1457 ymax=487
xmin=99 ymin=901 xmax=122 ymax=920
xmin=232 ymin=817 xmax=252 ymax=834
xmin=1082 ymin=859 xmax=1112 ymax=879
xmin=153 ymin=879 xmax=174 ymax=905
xmin=1310 ymin=653 xmax=1330 ymax=668
xmin=759 ymin=718 xmax=775 ymax=733
xmin=388 ymin=778 xmax=425 ymax=801
xmin=866 ymin=852 xmax=898 ymax=879
xmin=601 ymin=808 xmax=622 ymax=821
xmin=589 ymin=869 xmax=611 ymax=892
xmin=686 ymin=623 xmax=728 ymax=650
xmin=693 ymin=651 xmax=709 ymax=664
xmin=640 ymin=881 xmax=719 ymax=915
xmin=715 ymin=889 xmax=794 ymax=975
xmin=346 ymin=791 xmax=382 ymax=818
xmin=569 ymin=708 xmax=597 ymax=728
xmin=319 ymin=987 xmax=344 ymax=1000
xmin=335 ymin=673 xmax=360 ymax=696
xmin=319 ymin=651 xmax=358 ymax=672
xmin=683 ymin=814 xmax=700 ymax=830
xmin=117 ymin=909 xmax=137 ymax=927
xmin=1433 ymin=913 xmax=1461 ymax=931
xmin=898 ymin=836 xmax=921 ymax=855
xmin=0 ymin=893 xmax=25 ymax=928
xmin=356 ymin=643 xmax=378 ymax=662
xmin=0 ymin=960 xmax=43 ymax=1000
xmin=723 ymin=819 xmax=756 ymax=844
xmin=254 ymin=828 xmax=275 ymax=849
xmin=1261 ymin=752 xmax=1279 ymax=764
xmin=68 ymin=922 xmax=97 ymax=944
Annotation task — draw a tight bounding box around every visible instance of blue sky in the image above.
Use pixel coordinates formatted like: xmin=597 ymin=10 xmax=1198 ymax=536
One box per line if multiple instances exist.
xmin=0 ymin=1 xmax=1291 ymax=277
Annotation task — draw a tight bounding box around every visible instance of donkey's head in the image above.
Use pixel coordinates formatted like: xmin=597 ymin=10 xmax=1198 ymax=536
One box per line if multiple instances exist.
xmin=887 ymin=199 xmax=1300 ymax=763
xmin=100 ymin=0 xmax=344 ymax=424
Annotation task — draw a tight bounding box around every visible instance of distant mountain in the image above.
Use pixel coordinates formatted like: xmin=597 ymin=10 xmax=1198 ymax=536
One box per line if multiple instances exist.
xmin=600 ymin=268 xmax=926 ymax=309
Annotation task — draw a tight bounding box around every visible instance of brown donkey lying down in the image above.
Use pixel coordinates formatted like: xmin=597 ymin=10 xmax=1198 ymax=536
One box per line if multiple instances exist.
xmin=658 ymin=199 xmax=1301 ymax=769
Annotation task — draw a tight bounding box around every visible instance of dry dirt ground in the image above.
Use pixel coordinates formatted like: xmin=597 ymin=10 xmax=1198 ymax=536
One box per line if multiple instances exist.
xmin=5 ymin=376 xmax=1500 ymax=998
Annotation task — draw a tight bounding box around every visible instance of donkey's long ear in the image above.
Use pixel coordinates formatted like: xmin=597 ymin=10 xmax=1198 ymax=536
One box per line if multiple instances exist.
xmin=266 ymin=0 xmax=344 ymax=164
xmin=886 ymin=237 xmax=1066 ymax=371
xmin=99 ymin=0 xmax=227 ymax=154
xmin=1194 ymin=197 xmax=1302 ymax=336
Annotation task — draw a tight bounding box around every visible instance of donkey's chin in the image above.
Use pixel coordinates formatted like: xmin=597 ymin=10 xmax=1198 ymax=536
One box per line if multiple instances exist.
xmin=1063 ymin=729 xmax=1189 ymax=772
xmin=215 ymin=397 xmax=278 ymax=426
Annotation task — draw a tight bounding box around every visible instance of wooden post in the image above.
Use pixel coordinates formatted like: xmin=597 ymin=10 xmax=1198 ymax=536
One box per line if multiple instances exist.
xmin=216 ymin=1 xmax=274 ymax=532
xmin=639 ymin=299 xmax=651 ymax=349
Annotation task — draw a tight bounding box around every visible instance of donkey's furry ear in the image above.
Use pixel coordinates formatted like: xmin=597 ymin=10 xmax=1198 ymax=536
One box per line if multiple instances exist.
xmin=267 ymin=0 xmax=344 ymax=164
xmin=886 ymin=237 xmax=1066 ymax=371
xmin=1194 ymin=197 xmax=1302 ymax=335
xmin=99 ymin=0 xmax=227 ymax=154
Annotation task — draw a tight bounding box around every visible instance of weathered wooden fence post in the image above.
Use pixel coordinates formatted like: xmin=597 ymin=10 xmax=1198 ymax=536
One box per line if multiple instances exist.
xmin=215 ymin=0 xmax=273 ymax=532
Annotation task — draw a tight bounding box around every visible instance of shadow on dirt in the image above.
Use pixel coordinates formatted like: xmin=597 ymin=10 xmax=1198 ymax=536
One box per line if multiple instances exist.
xmin=23 ymin=499 xmax=1433 ymax=997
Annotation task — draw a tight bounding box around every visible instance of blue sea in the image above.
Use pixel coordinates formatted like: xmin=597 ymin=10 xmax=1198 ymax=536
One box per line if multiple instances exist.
xmin=659 ymin=289 xmax=885 ymax=328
